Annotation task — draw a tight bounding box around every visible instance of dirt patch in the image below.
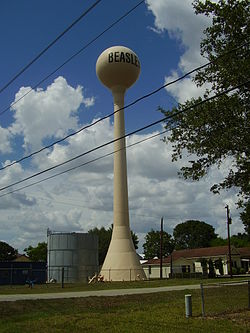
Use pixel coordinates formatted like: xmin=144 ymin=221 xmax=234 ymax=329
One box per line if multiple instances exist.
xmin=205 ymin=309 xmax=250 ymax=326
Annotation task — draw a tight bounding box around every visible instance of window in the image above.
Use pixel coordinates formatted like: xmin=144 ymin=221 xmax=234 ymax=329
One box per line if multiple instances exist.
xmin=181 ymin=265 xmax=190 ymax=273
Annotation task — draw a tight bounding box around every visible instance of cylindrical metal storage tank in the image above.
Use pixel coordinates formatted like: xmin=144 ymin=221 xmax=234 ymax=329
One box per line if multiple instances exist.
xmin=47 ymin=232 xmax=98 ymax=283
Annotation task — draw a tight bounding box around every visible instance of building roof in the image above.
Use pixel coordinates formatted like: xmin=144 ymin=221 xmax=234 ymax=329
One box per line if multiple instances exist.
xmin=13 ymin=254 xmax=31 ymax=262
xmin=237 ymin=247 xmax=250 ymax=258
xmin=143 ymin=246 xmax=242 ymax=265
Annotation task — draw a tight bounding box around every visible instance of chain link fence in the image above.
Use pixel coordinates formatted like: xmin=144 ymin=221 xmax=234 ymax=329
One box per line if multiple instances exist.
xmin=99 ymin=268 xmax=146 ymax=282
xmin=0 ymin=267 xmax=46 ymax=285
xmin=184 ymin=280 xmax=250 ymax=318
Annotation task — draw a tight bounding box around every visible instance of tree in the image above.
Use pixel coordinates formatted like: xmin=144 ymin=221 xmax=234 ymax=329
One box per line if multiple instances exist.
xmin=24 ymin=242 xmax=47 ymax=262
xmin=161 ymin=0 xmax=250 ymax=233
xmin=88 ymin=227 xmax=110 ymax=265
xmin=208 ymin=258 xmax=216 ymax=278
xmin=240 ymin=202 xmax=250 ymax=238
xmin=143 ymin=229 xmax=175 ymax=259
xmin=199 ymin=258 xmax=208 ymax=276
xmin=231 ymin=233 xmax=250 ymax=247
xmin=210 ymin=237 xmax=227 ymax=247
xmin=88 ymin=225 xmax=139 ymax=265
xmin=131 ymin=230 xmax=139 ymax=250
xmin=173 ymin=220 xmax=217 ymax=249
xmin=215 ymin=257 xmax=224 ymax=276
xmin=210 ymin=232 xmax=250 ymax=247
xmin=0 ymin=241 xmax=17 ymax=261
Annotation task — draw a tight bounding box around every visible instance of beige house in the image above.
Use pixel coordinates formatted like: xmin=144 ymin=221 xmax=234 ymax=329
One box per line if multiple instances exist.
xmin=13 ymin=254 xmax=31 ymax=262
xmin=142 ymin=246 xmax=250 ymax=279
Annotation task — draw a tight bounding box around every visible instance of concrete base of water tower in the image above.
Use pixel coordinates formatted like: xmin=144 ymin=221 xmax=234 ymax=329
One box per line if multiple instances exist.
xmin=100 ymin=226 xmax=146 ymax=281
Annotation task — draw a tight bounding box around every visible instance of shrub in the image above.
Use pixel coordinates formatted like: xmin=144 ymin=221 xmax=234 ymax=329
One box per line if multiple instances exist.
xmin=208 ymin=258 xmax=216 ymax=278
xmin=239 ymin=267 xmax=246 ymax=274
xmin=231 ymin=267 xmax=237 ymax=275
xmin=214 ymin=258 xmax=224 ymax=275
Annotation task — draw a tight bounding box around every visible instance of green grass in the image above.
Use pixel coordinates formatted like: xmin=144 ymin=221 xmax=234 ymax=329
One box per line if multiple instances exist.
xmin=0 ymin=276 xmax=248 ymax=295
xmin=0 ymin=285 xmax=249 ymax=332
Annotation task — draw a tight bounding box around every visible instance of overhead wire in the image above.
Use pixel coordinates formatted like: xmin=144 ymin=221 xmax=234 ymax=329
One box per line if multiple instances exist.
xmin=0 ymin=41 xmax=248 ymax=172
xmin=0 ymin=130 xmax=168 ymax=198
xmin=0 ymin=78 xmax=248 ymax=195
xmin=28 ymin=194 xmax=182 ymax=220
xmin=0 ymin=0 xmax=102 ymax=95
xmin=0 ymin=0 xmax=145 ymax=116
xmin=25 ymin=195 xmax=186 ymax=226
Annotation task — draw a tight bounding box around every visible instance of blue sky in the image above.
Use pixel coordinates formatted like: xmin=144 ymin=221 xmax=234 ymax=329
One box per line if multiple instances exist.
xmin=0 ymin=0 xmax=180 ymax=135
xmin=0 ymin=0 xmax=243 ymax=253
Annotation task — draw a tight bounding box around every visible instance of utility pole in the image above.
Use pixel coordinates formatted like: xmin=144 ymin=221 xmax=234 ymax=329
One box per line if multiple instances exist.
xmin=225 ymin=205 xmax=233 ymax=278
xmin=160 ymin=217 xmax=163 ymax=279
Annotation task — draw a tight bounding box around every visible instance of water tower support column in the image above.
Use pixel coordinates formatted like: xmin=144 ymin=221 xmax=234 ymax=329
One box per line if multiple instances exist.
xmin=113 ymin=87 xmax=129 ymax=229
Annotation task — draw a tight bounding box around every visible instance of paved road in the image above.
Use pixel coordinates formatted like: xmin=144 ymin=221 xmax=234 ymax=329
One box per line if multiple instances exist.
xmin=0 ymin=284 xmax=201 ymax=302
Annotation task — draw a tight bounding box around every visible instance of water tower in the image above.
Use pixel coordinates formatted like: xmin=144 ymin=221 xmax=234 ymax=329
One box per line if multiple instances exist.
xmin=96 ymin=46 xmax=146 ymax=281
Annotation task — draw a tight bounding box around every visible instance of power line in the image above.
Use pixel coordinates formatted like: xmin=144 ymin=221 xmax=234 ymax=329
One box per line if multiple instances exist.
xmin=30 ymin=195 xmax=178 ymax=221
xmin=1 ymin=79 xmax=248 ymax=193
xmin=0 ymin=75 xmax=182 ymax=172
xmin=0 ymin=79 xmax=248 ymax=194
xmin=1 ymin=41 xmax=247 ymax=172
xmin=0 ymin=0 xmax=145 ymax=116
xmin=0 ymin=130 xmax=168 ymax=198
xmin=0 ymin=0 xmax=102 ymax=95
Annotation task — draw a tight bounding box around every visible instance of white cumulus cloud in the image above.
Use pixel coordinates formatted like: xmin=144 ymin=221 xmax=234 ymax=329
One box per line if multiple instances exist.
xmin=146 ymin=0 xmax=211 ymax=102
xmin=0 ymin=120 xmax=244 ymax=253
xmin=0 ymin=126 xmax=12 ymax=154
xmin=9 ymin=76 xmax=94 ymax=151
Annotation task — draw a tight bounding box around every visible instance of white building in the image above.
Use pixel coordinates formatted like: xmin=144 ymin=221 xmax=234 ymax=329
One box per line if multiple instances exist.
xmin=142 ymin=246 xmax=250 ymax=279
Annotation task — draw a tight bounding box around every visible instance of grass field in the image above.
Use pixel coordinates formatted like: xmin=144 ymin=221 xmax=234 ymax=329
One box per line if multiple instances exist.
xmin=0 ymin=281 xmax=249 ymax=332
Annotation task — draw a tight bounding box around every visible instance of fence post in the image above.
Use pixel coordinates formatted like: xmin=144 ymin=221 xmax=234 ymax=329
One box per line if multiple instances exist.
xmin=61 ymin=267 xmax=64 ymax=288
xmin=200 ymin=283 xmax=205 ymax=317
xmin=10 ymin=265 xmax=12 ymax=286
xmin=185 ymin=294 xmax=192 ymax=318
xmin=248 ymin=280 xmax=250 ymax=310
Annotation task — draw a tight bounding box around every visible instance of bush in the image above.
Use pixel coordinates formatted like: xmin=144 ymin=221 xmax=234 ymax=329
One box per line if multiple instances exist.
xmin=208 ymin=259 xmax=216 ymax=278
xmin=231 ymin=267 xmax=237 ymax=275
xmin=214 ymin=258 xmax=224 ymax=275
xmin=239 ymin=268 xmax=246 ymax=274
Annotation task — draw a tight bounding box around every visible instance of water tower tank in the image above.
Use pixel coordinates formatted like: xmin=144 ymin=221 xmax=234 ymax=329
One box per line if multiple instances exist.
xmin=47 ymin=232 xmax=98 ymax=283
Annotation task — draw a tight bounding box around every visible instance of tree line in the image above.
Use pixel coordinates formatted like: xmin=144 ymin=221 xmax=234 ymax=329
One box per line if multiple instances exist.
xmin=1 ymin=219 xmax=249 ymax=263
xmin=142 ymin=220 xmax=250 ymax=260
